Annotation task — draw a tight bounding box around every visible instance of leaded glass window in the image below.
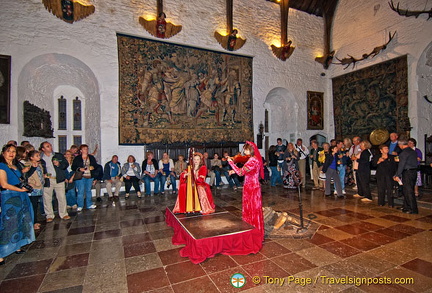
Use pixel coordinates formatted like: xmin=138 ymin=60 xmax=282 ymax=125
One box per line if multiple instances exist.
xmin=73 ymin=97 xmax=81 ymax=130
xmin=58 ymin=135 xmax=67 ymax=154
xmin=58 ymin=96 xmax=67 ymax=130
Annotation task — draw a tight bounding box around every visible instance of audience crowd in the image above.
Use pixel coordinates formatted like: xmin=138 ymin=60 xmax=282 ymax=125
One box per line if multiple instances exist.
xmin=0 ymin=133 xmax=430 ymax=265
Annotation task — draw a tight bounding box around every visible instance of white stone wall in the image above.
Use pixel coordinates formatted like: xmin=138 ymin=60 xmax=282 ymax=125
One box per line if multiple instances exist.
xmin=5 ymin=0 xmax=431 ymax=161
xmin=0 ymin=0 xmax=328 ymax=163
xmin=331 ymin=0 xmax=432 ymax=152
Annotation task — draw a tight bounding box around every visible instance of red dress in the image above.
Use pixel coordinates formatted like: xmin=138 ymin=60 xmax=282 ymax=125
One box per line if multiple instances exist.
xmin=229 ymin=156 xmax=264 ymax=240
xmin=173 ymin=165 xmax=215 ymax=214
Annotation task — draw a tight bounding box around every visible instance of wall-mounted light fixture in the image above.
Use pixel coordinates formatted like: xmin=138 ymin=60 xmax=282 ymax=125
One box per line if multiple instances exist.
xmin=269 ymin=0 xmax=295 ymax=61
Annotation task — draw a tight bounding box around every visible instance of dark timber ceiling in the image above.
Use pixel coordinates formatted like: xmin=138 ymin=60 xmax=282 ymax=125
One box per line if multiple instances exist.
xmin=266 ymin=0 xmax=339 ymax=17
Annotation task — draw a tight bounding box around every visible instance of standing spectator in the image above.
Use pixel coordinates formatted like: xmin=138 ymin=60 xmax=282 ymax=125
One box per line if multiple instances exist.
xmin=295 ymin=138 xmax=309 ymax=188
xmin=26 ymin=150 xmax=46 ymax=230
xmin=336 ymin=140 xmax=349 ymax=195
xmin=394 ymin=139 xmax=418 ymax=214
xmin=159 ymin=152 xmax=177 ymax=194
xmin=275 ymin=138 xmax=286 ymax=175
xmin=353 ymin=140 xmax=373 ymax=202
xmin=309 ymin=140 xmax=323 ymax=190
xmin=318 ymin=143 xmax=330 ymax=189
xmin=0 ymin=144 xmax=35 ymax=265
xmin=372 ymin=145 xmax=397 ymax=207
xmin=282 ymin=143 xmax=300 ymax=189
xmin=103 ymin=155 xmax=122 ymax=200
xmin=122 ymin=155 xmax=142 ymax=198
xmin=72 ymin=144 xmax=98 ymax=211
xmin=322 ymin=145 xmax=344 ymax=198
xmin=343 ymin=138 xmax=355 ymax=187
xmin=268 ymin=145 xmax=282 ymax=187
xmin=386 ymin=133 xmax=402 ymax=155
xmin=349 ymin=136 xmax=362 ymax=190
xmin=408 ymin=138 xmax=422 ymax=197
xmin=64 ymin=150 xmax=77 ymax=209
xmin=69 ymin=145 xmax=79 ymax=157
xmin=40 ymin=141 xmax=70 ymax=221
xmin=142 ymin=151 xmax=159 ymax=196
xmin=6 ymin=140 xmax=17 ymax=146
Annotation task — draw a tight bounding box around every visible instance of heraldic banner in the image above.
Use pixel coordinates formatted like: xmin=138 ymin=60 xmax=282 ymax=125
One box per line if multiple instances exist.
xmin=117 ymin=33 xmax=254 ymax=145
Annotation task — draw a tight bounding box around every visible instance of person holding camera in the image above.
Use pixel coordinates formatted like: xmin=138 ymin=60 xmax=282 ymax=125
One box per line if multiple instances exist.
xmin=71 ymin=144 xmax=98 ymax=211
xmin=40 ymin=141 xmax=70 ymax=221
xmin=0 ymin=144 xmax=35 ymax=265
xmin=282 ymin=143 xmax=301 ymax=189
xmin=26 ymin=150 xmax=47 ymax=230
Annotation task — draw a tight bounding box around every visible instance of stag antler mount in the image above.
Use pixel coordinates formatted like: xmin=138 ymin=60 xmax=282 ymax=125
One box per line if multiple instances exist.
xmin=334 ymin=31 xmax=396 ymax=69
xmin=389 ymin=1 xmax=432 ymax=20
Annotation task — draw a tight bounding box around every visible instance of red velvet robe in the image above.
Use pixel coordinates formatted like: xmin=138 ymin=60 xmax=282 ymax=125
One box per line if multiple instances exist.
xmin=229 ymin=156 xmax=264 ymax=240
xmin=173 ymin=165 xmax=215 ymax=214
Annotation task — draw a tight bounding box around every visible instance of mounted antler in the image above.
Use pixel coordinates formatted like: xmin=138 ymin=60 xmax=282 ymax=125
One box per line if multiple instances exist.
xmin=366 ymin=31 xmax=396 ymax=58
xmin=335 ymin=55 xmax=364 ymax=70
xmin=389 ymin=1 xmax=432 ymax=20
xmin=334 ymin=32 xmax=396 ymax=69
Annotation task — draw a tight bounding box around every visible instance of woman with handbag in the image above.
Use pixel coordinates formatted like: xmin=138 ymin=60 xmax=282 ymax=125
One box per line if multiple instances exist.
xmin=0 ymin=144 xmax=35 ymax=265
xmin=26 ymin=150 xmax=47 ymax=230
xmin=64 ymin=150 xmax=77 ymax=209
xmin=72 ymin=145 xmax=97 ymax=211
xmin=122 ymin=155 xmax=142 ymax=198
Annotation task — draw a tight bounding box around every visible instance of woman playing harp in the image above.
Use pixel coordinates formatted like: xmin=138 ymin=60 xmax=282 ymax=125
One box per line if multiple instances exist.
xmin=173 ymin=150 xmax=215 ymax=215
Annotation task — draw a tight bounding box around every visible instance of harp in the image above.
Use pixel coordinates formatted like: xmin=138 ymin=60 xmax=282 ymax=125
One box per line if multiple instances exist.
xmin=186 ymin=148 xmax=201 ymax=212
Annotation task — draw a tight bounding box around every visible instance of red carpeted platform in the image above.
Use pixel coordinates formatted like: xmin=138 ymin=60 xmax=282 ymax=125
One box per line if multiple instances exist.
xmin=165 ymin=207 xmax=262 ymax=264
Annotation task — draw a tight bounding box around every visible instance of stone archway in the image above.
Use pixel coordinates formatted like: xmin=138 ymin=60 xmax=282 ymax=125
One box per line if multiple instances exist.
xmin=17 ymin=53 xmax=100 ymax=157
xmin=264 ymin=87 xmax=299 ymax=146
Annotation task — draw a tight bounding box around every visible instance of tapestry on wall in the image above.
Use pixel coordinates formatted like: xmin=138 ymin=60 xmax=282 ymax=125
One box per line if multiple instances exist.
xmin=332 ymin=55 xmax=409 ymax=140
xmin=117 ymin=33 xmax=253 ymax=145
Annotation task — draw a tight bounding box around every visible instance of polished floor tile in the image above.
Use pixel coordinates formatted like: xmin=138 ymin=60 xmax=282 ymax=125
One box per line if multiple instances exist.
xmin=0 ymin=182 xmax=431 ymax=292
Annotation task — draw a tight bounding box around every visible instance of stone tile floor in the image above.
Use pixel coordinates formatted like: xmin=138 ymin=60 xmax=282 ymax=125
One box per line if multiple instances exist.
xmin=0 ymin=183 xmax=431 ymax=293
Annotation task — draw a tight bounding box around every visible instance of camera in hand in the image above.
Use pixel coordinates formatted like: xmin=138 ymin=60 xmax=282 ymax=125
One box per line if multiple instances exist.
xmin=16 ymin=181 xmax=34 ymax=193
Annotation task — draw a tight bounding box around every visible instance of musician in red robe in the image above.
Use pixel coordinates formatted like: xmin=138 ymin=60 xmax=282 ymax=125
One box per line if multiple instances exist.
xmin=228 ymin=141 xmax=264 ymax=240
xmin=173 ymin=152 xmax=215 ymax=215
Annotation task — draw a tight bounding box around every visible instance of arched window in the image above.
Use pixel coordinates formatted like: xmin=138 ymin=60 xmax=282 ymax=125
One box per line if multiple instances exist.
xmin=54 ymin=86 xmax=85 ymax=153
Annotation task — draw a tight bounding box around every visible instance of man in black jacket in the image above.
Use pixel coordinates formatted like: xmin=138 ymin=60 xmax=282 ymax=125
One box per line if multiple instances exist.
xmin=394 ymin=139 xmax=418 ymax=214
xmin=40 ymin=141 xmax=70 ymax=222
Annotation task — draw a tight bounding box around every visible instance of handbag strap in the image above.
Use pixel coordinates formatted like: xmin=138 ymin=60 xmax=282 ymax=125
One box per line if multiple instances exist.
xmin=7 ymin=164 xmax=25 ymax=182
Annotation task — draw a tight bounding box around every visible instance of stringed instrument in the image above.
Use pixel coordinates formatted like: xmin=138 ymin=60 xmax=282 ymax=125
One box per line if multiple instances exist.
xmin=186 ymin=148 xmax=201 ymax=213
xmin=223 ymin=154 xmax=251 ymax=165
